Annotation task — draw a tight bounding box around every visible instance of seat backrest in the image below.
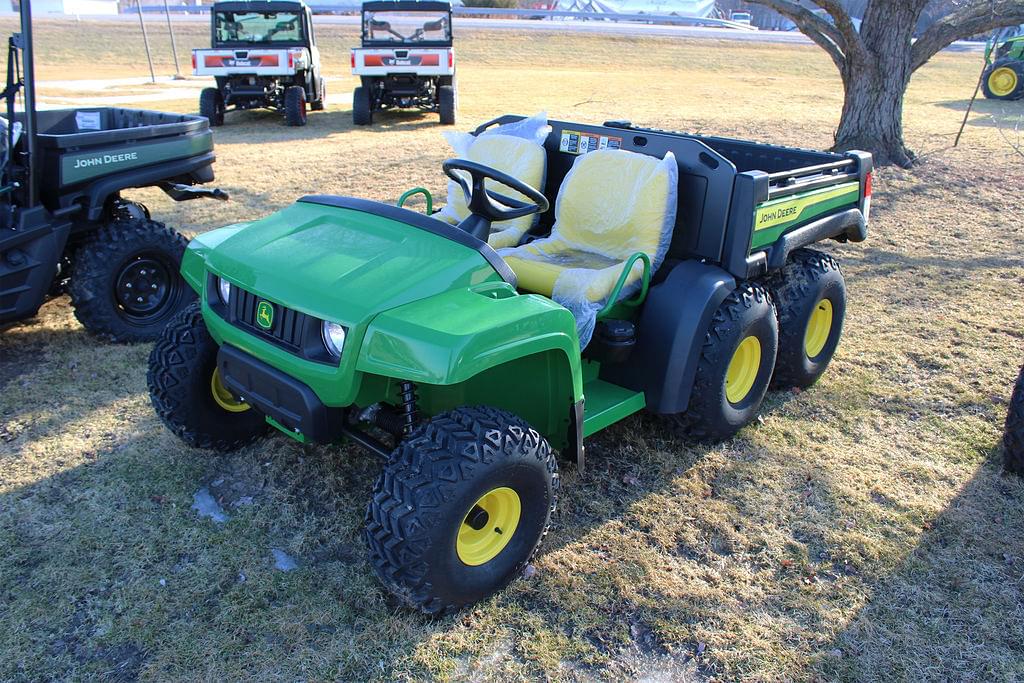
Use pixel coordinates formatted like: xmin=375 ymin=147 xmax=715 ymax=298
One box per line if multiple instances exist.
xmin=442 ymin=134 xmax=547 ymax=245
xmin=553 ymin=148 xmax=678 ymax=262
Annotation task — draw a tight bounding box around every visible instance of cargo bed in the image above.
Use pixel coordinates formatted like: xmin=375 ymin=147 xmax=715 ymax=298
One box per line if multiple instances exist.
xmin=18 ymin=107 xmax=216 ymax=218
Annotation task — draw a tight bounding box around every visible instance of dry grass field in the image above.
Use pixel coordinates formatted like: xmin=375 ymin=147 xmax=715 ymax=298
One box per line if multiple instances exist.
xmin=2 ymin=17 xmax=1024 ymax=682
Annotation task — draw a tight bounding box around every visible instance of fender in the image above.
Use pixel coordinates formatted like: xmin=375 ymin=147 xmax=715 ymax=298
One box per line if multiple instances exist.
xmin=179 ymin=223 xmax=250 ymax=293
xmin=602 ymin=260 xmax=736 ymax=414
xmin=357 ymin=282 xmax=582 ymax=397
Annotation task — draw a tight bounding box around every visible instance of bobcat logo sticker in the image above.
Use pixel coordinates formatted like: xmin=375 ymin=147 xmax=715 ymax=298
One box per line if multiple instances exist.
xmin=256 ymin=300 xmax=274 ymax=330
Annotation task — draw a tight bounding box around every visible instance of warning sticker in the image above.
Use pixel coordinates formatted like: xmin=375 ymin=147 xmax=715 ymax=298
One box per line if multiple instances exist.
xmin=558 ymin=129 xmax=623 ymax=155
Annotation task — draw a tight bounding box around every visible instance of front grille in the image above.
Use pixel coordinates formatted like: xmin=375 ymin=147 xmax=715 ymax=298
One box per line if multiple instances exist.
xmin=231 ymin=286 xmax=306 ymax=350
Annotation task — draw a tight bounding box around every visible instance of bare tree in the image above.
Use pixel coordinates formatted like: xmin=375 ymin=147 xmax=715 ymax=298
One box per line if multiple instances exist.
xmin=744 ymin=0 xmax=1024 ymax=166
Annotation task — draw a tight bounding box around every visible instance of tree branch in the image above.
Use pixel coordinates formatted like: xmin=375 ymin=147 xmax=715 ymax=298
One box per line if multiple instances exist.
xmin=810 ymin=0 xmax=869 ymax=63
xmin=744 ymin=0 xmax=849 ymax=71
xmin=911 ymin=0 xmax=1024 ymax=72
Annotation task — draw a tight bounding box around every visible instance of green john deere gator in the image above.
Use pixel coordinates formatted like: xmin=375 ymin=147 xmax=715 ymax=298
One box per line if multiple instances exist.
xmin=148 ymin=115 xmax=872 ymax=614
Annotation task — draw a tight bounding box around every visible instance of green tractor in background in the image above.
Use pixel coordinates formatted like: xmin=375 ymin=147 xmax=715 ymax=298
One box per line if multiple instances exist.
xmin=982 ymin=26 xmax=1024 ymax=101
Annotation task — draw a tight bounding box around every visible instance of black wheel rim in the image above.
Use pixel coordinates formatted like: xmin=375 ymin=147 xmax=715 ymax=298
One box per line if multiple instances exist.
xmin=113 ymin=255 xmax=179 ymax=323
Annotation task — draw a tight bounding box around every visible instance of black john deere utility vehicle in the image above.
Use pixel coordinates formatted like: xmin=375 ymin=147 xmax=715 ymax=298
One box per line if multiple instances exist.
xmin=351 ymin=0 xmax=456 ymax=125
xmin=149 ymin=114 xmax=871 ymax=614
xmin=1 ymin=0 xmax=226 ymax=342
xmin=193 ymin=0 xmax=325 ymax=126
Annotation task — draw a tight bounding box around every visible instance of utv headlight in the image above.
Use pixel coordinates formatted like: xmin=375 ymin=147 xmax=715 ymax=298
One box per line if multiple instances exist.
xmin=216 ymin=277 xmax=232 ymax=304
xmin=322 ymin=321 xmax=347 ymax=357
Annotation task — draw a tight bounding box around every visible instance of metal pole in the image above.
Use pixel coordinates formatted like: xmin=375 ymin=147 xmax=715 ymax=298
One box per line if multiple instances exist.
xmin=956 ymin=33 xmax=996 ymax=148
xmin=20 ymin=0 xmax=38 ymax=207
xmin=137 ymin=0 xmax=157 ymax=84
xmin=162 ymin=0 xmax=184 ymax=80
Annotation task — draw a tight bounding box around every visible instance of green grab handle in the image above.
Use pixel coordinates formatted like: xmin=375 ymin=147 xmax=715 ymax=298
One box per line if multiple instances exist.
xmin=597 ymin=251 xmax=652 ymax=320
xmin=397 ymin=187 xmax=433 ymax=215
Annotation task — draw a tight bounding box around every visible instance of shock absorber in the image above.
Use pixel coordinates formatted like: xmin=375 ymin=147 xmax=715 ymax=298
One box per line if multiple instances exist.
xmin=398 ymin=381 xmax=419 ymax=436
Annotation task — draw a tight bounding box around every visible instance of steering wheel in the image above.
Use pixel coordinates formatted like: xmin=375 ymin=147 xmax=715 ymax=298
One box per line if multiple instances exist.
xmin=442 ymin=159 xmax=549 ymax=242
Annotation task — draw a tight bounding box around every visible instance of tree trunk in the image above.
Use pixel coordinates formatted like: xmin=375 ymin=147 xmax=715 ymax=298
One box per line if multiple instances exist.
xmin=832 ymin=0 xmax=922 ymax=167
xmin=834 ymin=64 xmax=914 ymax=167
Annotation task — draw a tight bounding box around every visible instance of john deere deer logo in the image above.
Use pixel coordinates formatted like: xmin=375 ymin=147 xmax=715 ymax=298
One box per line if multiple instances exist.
xmin=256 ymin=300 xmax=274 ymax=330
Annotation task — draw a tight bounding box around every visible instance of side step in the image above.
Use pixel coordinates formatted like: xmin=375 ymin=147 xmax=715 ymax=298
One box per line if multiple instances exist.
xmin=582 ymin=377 xmax=645 ymax=438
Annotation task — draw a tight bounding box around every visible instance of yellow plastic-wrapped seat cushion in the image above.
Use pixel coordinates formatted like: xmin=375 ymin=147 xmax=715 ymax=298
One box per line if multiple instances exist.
xmin=443 ymin=135 xmax=547 ymax=248
xmin=501 ymin=148 xmax=678 ymax=347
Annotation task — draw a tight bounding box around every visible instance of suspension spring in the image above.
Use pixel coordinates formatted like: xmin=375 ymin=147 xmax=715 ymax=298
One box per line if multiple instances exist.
xmin=398 ymin=381 xmax=419 ymax=436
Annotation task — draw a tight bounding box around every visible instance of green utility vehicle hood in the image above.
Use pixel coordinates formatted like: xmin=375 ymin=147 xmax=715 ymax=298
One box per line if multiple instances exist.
xmin=184 ymin=197 xmax=509 ymax=325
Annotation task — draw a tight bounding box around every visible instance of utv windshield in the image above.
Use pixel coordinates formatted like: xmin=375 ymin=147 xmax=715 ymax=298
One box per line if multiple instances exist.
xmin=362 ymin=10 xmax=451 ymax=45
xmin=214 ymin=10 xmax=305 ymax=45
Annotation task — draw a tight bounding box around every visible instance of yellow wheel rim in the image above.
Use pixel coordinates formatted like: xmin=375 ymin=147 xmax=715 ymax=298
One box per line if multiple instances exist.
xmin=804 ymin=299 xmax=834 ymax=359
xmin=210 ymin=368 xmax=250 ymax=413
xmin=989 ymin=67 xmax=1019 ymax=97
xmin=725 ymin=335 xmax=762 ymax=404
xmin=456 ymin=487 xmax=521 ymax=566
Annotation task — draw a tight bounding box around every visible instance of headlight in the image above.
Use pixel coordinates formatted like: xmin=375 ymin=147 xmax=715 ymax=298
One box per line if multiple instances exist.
xmin=321 ymin=321 xmax=347 ymax=357
xmin=217 ymin=277 xmax=232 ymax=304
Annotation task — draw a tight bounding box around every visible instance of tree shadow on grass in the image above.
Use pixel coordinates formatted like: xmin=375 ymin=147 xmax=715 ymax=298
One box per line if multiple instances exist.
xmin=814 ymin=454 xmax=1024 ymax=682
xmin=934 ymin=98 xmax=1023 ymax=128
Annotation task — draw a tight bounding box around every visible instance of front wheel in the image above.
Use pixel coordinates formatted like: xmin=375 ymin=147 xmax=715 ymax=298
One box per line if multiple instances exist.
xmin=438 ymin=84 xmax=456 ymax=125
xmin=68 ymin=220 xmax=195 ymax=342
xmin=667 ymin=282 xmax=778 ymax=441
xmin=365 ymin=406 xmax=559 ymax=616
xmin=352 ymin=86 xmax=372 ymax=125
xmin=1005 ymin=364 xmax=1024 ymax=476
xmin=199 ymin=87 xmax=224 ymax=126
xmin=284 ymin=85 xmax=307 ymax=126
xmin=147 ymin=302 xmax=269 ymax=451
xmin=310 ymin=77 xmax=326 ymax=111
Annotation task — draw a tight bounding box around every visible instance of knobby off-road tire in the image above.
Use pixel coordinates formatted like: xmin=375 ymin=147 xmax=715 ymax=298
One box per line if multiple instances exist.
xmin=310 ymin=77 xmax=326 ymax=111
xmin=1004 ymin=364 xmax=1024 ymax=476
xmin=982 ymin=59 xmax=1024 ymax=101
xmin=199 ymin=87 xmax=225 ymax=126
xmin=366 ymin=406 xmax=559 ymax=616
xmin=438 ymin=84 xmax=456 ymax=125
xmin=352 ymin=86 xmax=372 ymax=125
xmin=768 ymin=248 xmax=847 ymax=390
xmin=284 ymin=85 xmax=307 ymax=126
xmin=69 ymin=219 xmax=195 ymax=343
xmin=669 ymin=282 xmax=778 ymax=441
xmin=148 ymin=302 xmax=268 ymax=451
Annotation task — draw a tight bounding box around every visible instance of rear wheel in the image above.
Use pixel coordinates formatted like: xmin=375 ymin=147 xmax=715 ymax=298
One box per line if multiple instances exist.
xmin=982 ymin=59 xmax=1024 ymax=100
xmin=1005 ymin=364 xmax=1024 ymax=476
xmin=668 ymin=283 xmax=778 ymax=441
xmin=147 ymin=302 xmax=269 ymax=451
xmin=353 ymin=86 xmax=372 ymax=125
xmin=438 ymin=84 xmax=456 ymax=125
xmin=199 ymin=87 xmax=224 ymax=126
xmin=68 ymin=220 xmax=195 ymax=343
xmin=768 ymin=248 xmax=847 ymax=389
xmin=284 ymin=85 xmax=307 ymax=126
xmin=365 ymin=406 xmax=558 ymax=615
xmin=310 ymin=77 xmax=326 ymax=111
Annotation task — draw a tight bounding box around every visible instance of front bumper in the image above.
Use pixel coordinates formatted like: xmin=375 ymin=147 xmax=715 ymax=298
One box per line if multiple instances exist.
xmin=218 ymin=344 xmax=344 ymax=442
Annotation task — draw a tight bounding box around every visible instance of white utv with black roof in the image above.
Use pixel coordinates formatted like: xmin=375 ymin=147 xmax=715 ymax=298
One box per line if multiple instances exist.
xmin=351 ymin=0 xmax=456 ymax=125
xmin=193 ymin=0 xmax=325 ymax=127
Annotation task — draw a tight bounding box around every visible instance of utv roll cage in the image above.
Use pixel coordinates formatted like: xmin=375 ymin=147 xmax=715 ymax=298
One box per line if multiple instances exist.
xmin=211 ymin=0 xmax=315 ymax=49
xmin=360 ymin=0 xmax=454 ymax=49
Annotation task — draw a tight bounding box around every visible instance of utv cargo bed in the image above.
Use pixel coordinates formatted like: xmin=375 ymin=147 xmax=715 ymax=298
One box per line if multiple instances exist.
xmin=22 ymin=107 xmax=215 ymax=218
